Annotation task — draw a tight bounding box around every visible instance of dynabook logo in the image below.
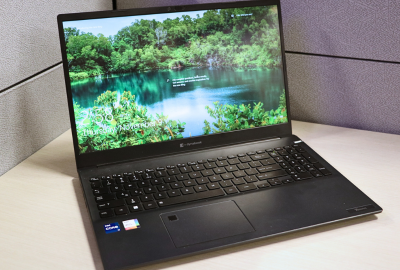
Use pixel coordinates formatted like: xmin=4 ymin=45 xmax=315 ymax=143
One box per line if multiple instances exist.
xmin=180 ymin=141 xmax=202 ymax=148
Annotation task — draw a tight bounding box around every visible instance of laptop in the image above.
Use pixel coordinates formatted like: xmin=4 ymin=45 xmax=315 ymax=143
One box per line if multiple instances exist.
xmin=57 ymin=1 xmax=382 ymax=269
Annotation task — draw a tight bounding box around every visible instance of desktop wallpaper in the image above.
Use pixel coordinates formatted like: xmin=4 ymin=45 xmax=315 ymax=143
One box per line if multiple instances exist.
xmin=63 ymin=5 xmax=287 ymax=154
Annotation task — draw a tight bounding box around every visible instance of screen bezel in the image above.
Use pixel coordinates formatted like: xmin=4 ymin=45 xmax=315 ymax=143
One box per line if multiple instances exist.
xmin=57 ymin=0 xmax=292 ymax=169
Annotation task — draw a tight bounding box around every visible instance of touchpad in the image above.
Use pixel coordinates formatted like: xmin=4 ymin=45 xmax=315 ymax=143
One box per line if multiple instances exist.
xmin=160 ymin=201 xmax=255 ymax=248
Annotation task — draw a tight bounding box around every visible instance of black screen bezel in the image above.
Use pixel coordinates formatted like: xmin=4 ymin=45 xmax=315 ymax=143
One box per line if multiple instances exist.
xmin=57 ymin=0 xmax=292 ymax=169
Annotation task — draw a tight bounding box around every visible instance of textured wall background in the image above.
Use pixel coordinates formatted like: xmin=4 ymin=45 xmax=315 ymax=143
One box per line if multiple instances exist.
xmin=0 ymin=0 xmax=112 ymax=91
xmin=1 ymin=0 xmax=399 ymax=175
xmin=0 ymin=1 xmax=112 ymax=176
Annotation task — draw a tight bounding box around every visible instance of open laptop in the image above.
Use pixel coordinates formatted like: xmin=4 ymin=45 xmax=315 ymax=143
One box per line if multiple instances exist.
xmin=57 ymin=1 xmax=382 ymax=269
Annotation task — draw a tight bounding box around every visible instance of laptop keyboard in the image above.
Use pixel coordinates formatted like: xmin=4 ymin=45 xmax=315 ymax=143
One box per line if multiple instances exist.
xmin=89 ymin=144 xmax=332 ymax=219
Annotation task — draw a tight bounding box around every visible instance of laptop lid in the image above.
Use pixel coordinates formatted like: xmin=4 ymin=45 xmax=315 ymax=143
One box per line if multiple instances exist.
xmin=57 ymin=0 xmax=292 ymax=169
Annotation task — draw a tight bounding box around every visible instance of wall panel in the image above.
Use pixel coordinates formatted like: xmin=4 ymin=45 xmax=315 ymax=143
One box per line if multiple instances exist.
xmin=286 ymin=53 xmax=400 ymax=135
xmin=281 ymin=0 xmax=400 ymax=62
xmin=0 ymin=65 xmax=69 ymax=176
xmin=0 ymin=0 xmax=112 ymax=90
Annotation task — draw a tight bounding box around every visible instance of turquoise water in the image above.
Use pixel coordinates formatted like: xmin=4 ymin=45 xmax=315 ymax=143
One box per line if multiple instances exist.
xmin=71 ymin=67 xmax=285 ymax=137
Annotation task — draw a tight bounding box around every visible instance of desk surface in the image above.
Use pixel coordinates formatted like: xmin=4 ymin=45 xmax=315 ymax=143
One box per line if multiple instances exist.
xmin=1 ymin=121 xmax=399 ymax=270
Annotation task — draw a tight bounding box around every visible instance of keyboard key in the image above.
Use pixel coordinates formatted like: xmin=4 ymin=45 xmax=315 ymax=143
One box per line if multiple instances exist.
xmin=207 ymin=158 xmax=217 ymax=162
xmin=237 ymin=183 xmax=257 ymax=192
xmin=233 ymin=170 xmax=246 ymax=178
xmin=116 ymin=191 xmax=130 ymax=199
xmin=140 ymin=194 xmax=154 ymax=202
xmin=260 ymin=159 xmax=276 ymax=166
xmin=154 ymin=170 xmax=167 ymax=178
xmin=189 ymin=171 xmax=202 ymax=178
xmin=138 ymin=180 xmax=150 ymax=187
xmin=196 ymin=177 xmax=210 ymax=185
xmin=91 ymin=181 xmax=102 ymax=189
xmin=280 ymin=176 xmax=295 ymax=184
xmin=207 ymin=183 xmax=220 ymax=190
xmin=164 ymin=176 xmax=177 ymax=183
xmin=179 ymin=166 xmax=192 ymax=173
xmin=268 ymin=179 xmax=282 ymax=186
xmin=181 ymin=187 xmax=195 ymax=195
xmin=129 ymin=204 xmax=143 ymax=212
xmin=216 ymin=160 xmax=229 ymax=167
xmin=110 ymin=184 xmax=123 ymax=192
xmin=244 ymin=175 xmax=258 ymax=183
xmin=95 ymin=194 xmax=116 ymax=203
xmin=313 ymin=163 xmax=332 ymax=175
xmin=257 ymin=181 xmax=271 ymax=188
xmin=217 ymin=156 xmax=226 ymax=160
xmin=201 ymin=169 xmax=215 ymax=177
xmin=194 ymin=185 xmax=208 ymax=192
xmin=251 ymin=153 xmax=270 ymax=160
xmin=126 ymin=197 xmax=140 ymax=205
xmin=237 ymin=163 xmax=250 ymax=170
xmin=311 ymin=170 xmax=323 ymax=177
xmin=248 ymin=161 xmax=262 ymax=168
xmin=225 ymin=165 xmax=238 ymax=172
xmin=114 ymin=206 xmax=129 ymax=215
xmin=221 ymin=173 xmax=234 ymax=180
xmin=154 ymin=192 xmax=167 ymax=199
xmin=176 ymin=174 xmax=189 ymax=181
xmin=257 ymin=164 xmax=281 ymax=173
xmin=224 ymin=187 xmax=239 ymax=194
xmin=143 ymin=202 xmax=158 ymax=210
xmin=220 ymin=180 xmax=233 ymax=188
xmin=93 ymin=188 xmax=109 ymax=195
xmin=247 ymin=151 xmax=256 ymax=155
xmin=143 ymin=187 xmax=157 ymax=194
xmin=239 ymin=156 xmax=252 ymax=163
xmin=124 ymin=183 xmax=138 ymax=190
xmin=188 ymin=161 xmax=197 ymax=166
xmin=130 ymin=188 xmax=143 ymax=196
xmin=295 ymin=166 xmax=307 ymax=173
xmin=192 ymin=164 xmax=205 ymax=171
xmin=183 ymin=179 xmax=196 ymax=187
xmin=213 ymin=167 xmax=226 ymax=174
xmin=157 ymin=184 xmax=170 ymax=192
xmin=256 ymin=170 xmax=288 ymax=180
xmin=228 ymin=158 xmax=240 ymax=165
xmin=90 ymin=177 xmax=100 ymax=182
xmin=167 ymin=190 xmax=181 ymax=197
xmin=227 ymin=155 xmax=236 ymax=159
xmin=97 ymin=199 xmax=125 ymax=210
xmin=99 ymin=209 xmax=114 ymax=218
xmin=291 ymin=172 xmax=313 ymax=181
xmin=167 ymin=168 xmax=180 ymax=175
xmin=245 ymin=168 xmax=258 ymax=175
xmin=204 ymin=162 xmax=217 ymax=169
xmin=171 ymin=182 xmax=184 ymax=189
xmin=302 ymin=153 xmax=318 ymax=163
xmin=157 ymin=189 xmax=225 ymax=207
xmin=232 ymin=178 xmax=246 ymax=185
xmin=150 ymin=179 xmax=163 ymax=185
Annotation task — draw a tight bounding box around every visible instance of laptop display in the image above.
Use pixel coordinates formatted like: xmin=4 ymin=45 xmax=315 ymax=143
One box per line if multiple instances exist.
xmin=62 ymin=5 xmax=287 ymax=155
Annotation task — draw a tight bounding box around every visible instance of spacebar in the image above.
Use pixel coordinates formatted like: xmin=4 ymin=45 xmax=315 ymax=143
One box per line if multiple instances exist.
xmin=156 ymin=189 xmax=225 ymax=207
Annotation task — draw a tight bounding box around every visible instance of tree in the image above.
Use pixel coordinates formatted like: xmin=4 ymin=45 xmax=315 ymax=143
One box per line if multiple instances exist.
xmin=155 ymin=26 xmax=167 ymax=46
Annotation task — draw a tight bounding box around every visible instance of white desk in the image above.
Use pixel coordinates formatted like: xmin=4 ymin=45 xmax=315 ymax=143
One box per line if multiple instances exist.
xmin=1 ymin=121 xmax=399 ymax=270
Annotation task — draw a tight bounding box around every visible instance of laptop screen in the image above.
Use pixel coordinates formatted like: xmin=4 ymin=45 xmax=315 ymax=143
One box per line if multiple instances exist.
xmin=62 ymin=5 xmax=287 ymax=155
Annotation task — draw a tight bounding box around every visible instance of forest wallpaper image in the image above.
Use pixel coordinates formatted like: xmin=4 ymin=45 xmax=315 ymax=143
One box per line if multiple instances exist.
xmin=63 ymin=5 xmax=288 ymax=154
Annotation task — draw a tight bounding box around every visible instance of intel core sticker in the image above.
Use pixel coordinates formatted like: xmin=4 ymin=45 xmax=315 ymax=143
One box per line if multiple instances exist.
xmin=104 ymin=222 xmax=121 ymax=234
xmin=123 ymin=219 xmax=140 ymax=230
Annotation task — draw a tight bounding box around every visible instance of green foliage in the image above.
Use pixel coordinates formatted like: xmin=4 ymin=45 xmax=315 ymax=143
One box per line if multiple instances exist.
xmin=203 ymin=89 xmax=287 ymax=134
xmin=65 ymin=6 xmax=282 ymax=80
xmin=75 ymin=91 xmax=185 ymax=154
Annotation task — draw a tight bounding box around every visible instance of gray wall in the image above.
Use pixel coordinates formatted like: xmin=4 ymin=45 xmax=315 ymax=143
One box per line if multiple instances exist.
xmin=1 ymin=0 xmax=399 ymax=175
xmin=0 ymin=1 xmax=112 ymax=176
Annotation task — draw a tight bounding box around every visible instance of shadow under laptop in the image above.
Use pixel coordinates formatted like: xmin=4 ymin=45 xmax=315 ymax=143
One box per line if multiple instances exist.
xmin=72 ymin=175 xmax=378 ymax=270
